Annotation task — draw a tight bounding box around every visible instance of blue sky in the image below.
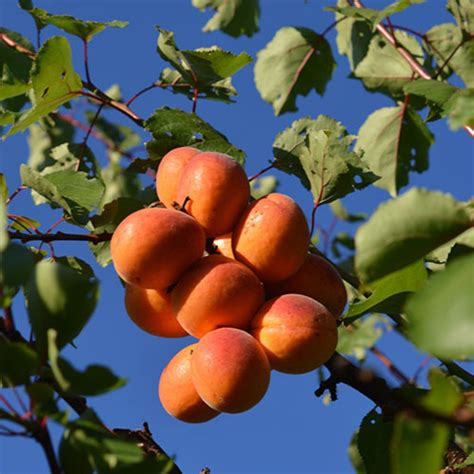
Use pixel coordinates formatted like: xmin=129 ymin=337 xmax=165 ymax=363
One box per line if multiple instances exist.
xmin=1 ymin=0 xmax=473 ymax=473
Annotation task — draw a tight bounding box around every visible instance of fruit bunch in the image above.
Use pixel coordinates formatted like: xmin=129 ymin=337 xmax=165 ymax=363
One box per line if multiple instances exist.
xmin=111 ymin=147 xmax=347 ymax=423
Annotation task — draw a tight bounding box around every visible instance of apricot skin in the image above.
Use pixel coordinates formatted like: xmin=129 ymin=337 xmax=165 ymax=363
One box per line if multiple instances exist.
xmin=156 ymin=146 xmax=201 ymax=208
xmin=176 ymin=152 xmax=250 ymax=237
xmin=191 ymin=328 xmax=270 ymax=413
xmin=250 ymin=294 xmax=338 ymax=374
xmin=159 ymin=344 xmax=219 ymax=423
xmin=111 ymin=208 xmax=205 ymax=289
xmin=172 ymin=255 xmax=264 ymax=338
xmin=213 ymin=233 xmax=234 ymax=259
xmin=124 ymin=284 xmax=187 ymax=337
xmin=232 ymin=193 xmax=310 ymax=282
xmin=265 ymin=254 xmax=347 ymax=318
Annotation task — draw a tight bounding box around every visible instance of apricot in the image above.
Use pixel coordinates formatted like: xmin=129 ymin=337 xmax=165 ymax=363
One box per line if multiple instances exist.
xmin=192 ymin=328 xmax=270 ymax=413
xmin=213 ymin=233 xmax=234 ymax=259
xmin=250 ymin=294 xmax=337 ymax=374
xmin=111 ymin=208 xmax=205 ymax=289
xmin=172 ymin=254 xmax=264 ymax=338
xmin=176 ymin=151 xmax=250 ymax=236
xmin=156 ymin=146 xmax=201 ymax=208
xmin=265 ymin=254 xmax=347 ymax=318
xmin=124 ymin=284 xmax=187 ymax=337
xmin=232 ymin=193 xmax=310 ymax=282
xmin=159 ymin=344 xmax=219 ymax=423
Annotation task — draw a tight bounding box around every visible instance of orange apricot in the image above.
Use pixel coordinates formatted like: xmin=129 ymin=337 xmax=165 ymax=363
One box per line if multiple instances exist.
xmin=124 ymin=284 xmax=187 ymax=337
xmin=111 ymin=208 xmax=205 ymax=289
xmin=250 ymin=294 xmax=338 ymax=374
xmin=172 ymin=254 xmax=264 ymax=338
xmin=156 ymin=146 xmax=201 ymax=208
xmin=213 ymin=233 xmax=234 ymax=259
xmin=191 ymin=328 xmax=270 ymax=413
xmin=265 ymin=254 xmax=347 ymax=318
xmin=176 ymin=151 xmax=250 ymax=237
xmin=159 ymin=344 xmax=219 ymax=423
xmin=232 ymin=193 xmax=310 ymax=282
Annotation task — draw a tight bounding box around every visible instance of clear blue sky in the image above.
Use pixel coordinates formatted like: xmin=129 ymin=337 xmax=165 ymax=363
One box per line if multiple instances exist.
xmin=1 ymin=1 xmax=473 ymax=473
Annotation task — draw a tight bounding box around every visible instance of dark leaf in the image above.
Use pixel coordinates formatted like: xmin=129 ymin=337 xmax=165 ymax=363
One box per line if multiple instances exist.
xmin=0 ymin=342 xmax=39 ymax=386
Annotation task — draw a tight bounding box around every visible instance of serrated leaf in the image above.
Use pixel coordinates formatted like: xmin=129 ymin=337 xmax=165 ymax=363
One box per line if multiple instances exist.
xmin=192 ymin=0 xmax=260 ymax=37
xmin=448 ymin=0 xmax=474 ymax=33
xmin=447 ymin=88 xmax=474 ymax=129
xmin=355 ymin=105 xmax=434 ymax=196
xmin=250 ymin=176 xmax=278 ymax=199
xmin=25 ymin=260 xmax=99 ymax=351
xmin=22 ymin=7 xmax=128 ymax=42
xmin=273 ymin=115 xmax=377 ymax=203
xmin=345 ymin=260 xmax=427 ymax=322
xmin=0 ymin=342 xmax=39 ymax=386
xmin=334 ymin=0 xmax=374 ymax=71
xmin=254 ymin=27 xmax=335 ymax=116
xmin=355 ymin=188 xmax=472 ymax=282
xmin=358 ymin=409 xmax=393 ymax=474
xmin=4 ymin=37 xmax=82 ymax=137
xmin=406 ymin=253 xmax=474 ymax=360
xmin=338 ymin=315 xmax=391 ymax=360
xmin=425 ymin=23 xmax=474 ymax=87
xmin=354 ymin=32 xmax=424 ymax=97
xmin=156 ymin=28 xmax=251 ymax=102
xmin=145 ymin=107 xmax=245 ymax=164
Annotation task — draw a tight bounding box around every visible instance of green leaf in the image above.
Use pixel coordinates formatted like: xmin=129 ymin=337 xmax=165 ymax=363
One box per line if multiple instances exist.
xmin=156 ymin=28 xmax=252 ymax=103
xmin=192 ymin=0 xmax=260 ymax=37
xmin=355 ymin=106 xmax=434 ymax=196
xmin=26 ymin=382 xmax=67 ymax=422
xmin=273 ymin=115 xmax=378 ymax=203
xmin=47 ymin=143 xmax=101 ymax=177
xmin=330 ymin=200 xmax=367 ymax=222
xmin=406 ymin=253 xmax=474 ymax=360
xmin=0 ymin=243 xmax=36 ymax=289
xmin=145 ymin=107 xmax=245 ymax=165
xmin=357 ymin=409 xmax=393 ymax=474
xmin=22 ymin=6 xmax=128 ymax=42
xmin=354 ymin=31 xmax=424 ymax=97
xmin=334 ymin=0 xmax=374 ymax=71
xmin=403 ymin=79 xmax=459 ymax=107
xmin=24 ymin=259 xmax=99 ymax=351
xmin=455 ymin=452 xmax=474 ymax=469
xmin=250 ymin=176 xmax=278 ymax=199
xmin=254 ymin=27 xmax=335 ymax=116
xmin=347 ymin=432 xmax=366 ymax=474
xmin=0 ymin=64 xmax=30 ymax=101
xmin=88 ymin=197 xmax=145 ymax=267
xmin=21 ymin=165 xmax=105 ymax=225
xmin=355 ymin=188 xmax=472 ymax=282
xmin=448 ymin=0 xmax=474 ymax=33
xmin=338 ymin=315 xmax=391 ymax=360
xmin=422 ymin=368 xmax=463 ymax=416
xmin=447 ymin=88 xmax=474 ymax=129
xmin=425 ymin=23 xmax=474 ymax=87
xmin=4 ymin=37 xmax=82 ymax=137
xmin=0 ymin=174 xmax=8 ymax=251
xmin=391 ymin=414 xmax=449 ymax=474
xmin=0 ymin=342 xmax=39 ymax=385
xmin=345 ymin=260 xmax=427 ymax=322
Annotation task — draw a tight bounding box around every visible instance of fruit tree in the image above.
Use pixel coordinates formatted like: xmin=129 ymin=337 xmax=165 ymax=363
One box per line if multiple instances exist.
xmin=1 ymin=0 xmax=473 ymax=473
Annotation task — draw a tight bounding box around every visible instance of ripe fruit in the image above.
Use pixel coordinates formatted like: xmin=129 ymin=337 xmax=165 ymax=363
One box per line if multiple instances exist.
xmin=159 ymin=344 xmax=219 ymax=423
xmin=233 ymin=193 xmax=310 ymax=282
xmin=213 ymin=233 xmax=234 ymax=259
xmin=111 ymin=208 xmax=205 ymax=289
xmin=156 ymin=146 xmax=201 ymax=208
xmin=176 ymin=152 xmax=250 ymax=237
xmin=265 ymin=254 xmax=347 ymax=318
xmin=124 ymin=284 xmax=187 ymax=337
xmin=250 ymin=294 xmax=337 ymax=374
xmin=191 ymin=328 xmax=270 ymax=413
xmin=172 ymin=254 xmax=264 ymax=338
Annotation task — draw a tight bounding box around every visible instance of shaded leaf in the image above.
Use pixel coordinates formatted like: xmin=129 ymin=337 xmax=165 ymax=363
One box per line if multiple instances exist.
xmin=355 ymin=188 xmax=471 ymax=282
xmin=330 ymin=200 xmax=367 ymax=222
xmin=0 ymin=64 xmax=30 ymax=101
xmin=447 ymin=88 xmax=474 ymax=129
xmin=254 ymin=27 xmax=335 ymax=115
xmin=25 ymin=260 xmax=99 ymax=351
xmin=345 ymin=260 xmax=427 ymax=322
xmin=448 ymin=0 xmax=474 ymax=33
xmin=145 ymin=107 xmax=245 ymax=165
xmin=348 ymin=432 xmax=366 ymax=474
xmin=192 ymin=0 xmax=260 ymax=37
xmin=0 ymin=342 xmax=39 ymax=386
xmin=406 ymin=253 xmax=474 ymax=360
xmin=4 ymin=37 xmax=82 ymax=137
xmin=355 ymin=105 xmax=434 ymax=196
xmin=0 ymin=243 xmax=36 ymax=289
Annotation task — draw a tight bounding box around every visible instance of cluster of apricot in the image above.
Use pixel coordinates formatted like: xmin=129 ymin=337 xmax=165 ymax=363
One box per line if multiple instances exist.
xmin=110 ymin=147 xmax=347 ymax=423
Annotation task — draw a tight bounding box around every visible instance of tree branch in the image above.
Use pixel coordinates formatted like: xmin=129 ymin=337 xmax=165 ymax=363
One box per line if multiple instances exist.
xmin=8 ymin=231 xmax=112 ymax=244
xmin=33 ymin=424 xmax=61 ymax=474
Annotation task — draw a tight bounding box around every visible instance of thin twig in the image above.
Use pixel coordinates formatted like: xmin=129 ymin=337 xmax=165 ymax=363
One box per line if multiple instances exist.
xmin=8 ymin=230 xmax=113 ymax=244
xmin=5 ymin=186 xmax=27 ymax=206
xmin=248 ymin=163 xmax=275 ymax=182
xmin=83 ymin=40 xmax=92 ymax=85
xmin=33 ymin=423 xmax=61 ymax=474
xmin=370 ymin=346 xmax=411 ymax=385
